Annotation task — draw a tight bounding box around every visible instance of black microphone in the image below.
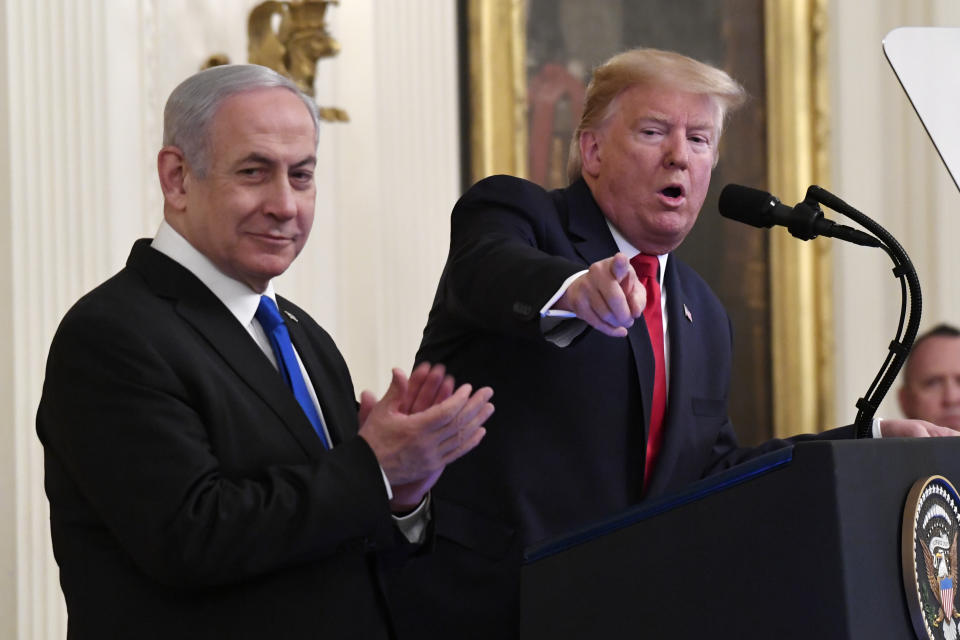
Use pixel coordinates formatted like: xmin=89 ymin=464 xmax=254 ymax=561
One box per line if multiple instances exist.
xmin=718 ymin=184 xmax=880 ymax=247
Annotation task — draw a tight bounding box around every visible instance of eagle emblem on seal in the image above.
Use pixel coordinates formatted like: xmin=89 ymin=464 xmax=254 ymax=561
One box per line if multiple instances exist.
xmin=905 ymin=477 xmax=960 ymax=640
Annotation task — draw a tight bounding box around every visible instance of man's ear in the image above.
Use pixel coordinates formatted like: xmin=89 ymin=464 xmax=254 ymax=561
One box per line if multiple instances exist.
xmin=157 ymin=146 xmax=190 ymax=211
xmin=579 ymin=130 xmax=602 ymax=177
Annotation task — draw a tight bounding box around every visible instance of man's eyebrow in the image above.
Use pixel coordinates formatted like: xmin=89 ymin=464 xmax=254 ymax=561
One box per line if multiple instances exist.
xmin=634 ymin=115 xmax=716 ymax=132
xmin=291 ymin=155 xmax=317 ymax=169
xmin=232 ymin=153 xmax=317 ymax=168
xmin=635 ymin=114 xmax=670 ymax=126
xmin=688 ymin=120 xmax=716 ymax=132
xmin=235 ymin=152 xmax=275 ymax=166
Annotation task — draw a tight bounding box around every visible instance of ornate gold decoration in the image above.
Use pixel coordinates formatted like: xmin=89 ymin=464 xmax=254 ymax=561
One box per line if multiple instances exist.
xmin=248 ymin=0 xmax=348 ymax=122
xmin=765 ymin=0 xmax=834 ymax=437
xmin=201 ymin=54 xmax=231 ymax=70
xmin=469 ymin=0 xmax=834 ymax=439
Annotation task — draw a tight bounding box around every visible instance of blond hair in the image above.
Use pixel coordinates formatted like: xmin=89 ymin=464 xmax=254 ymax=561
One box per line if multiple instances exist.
xmin=567 ymin=48 xmax=747 ymax=183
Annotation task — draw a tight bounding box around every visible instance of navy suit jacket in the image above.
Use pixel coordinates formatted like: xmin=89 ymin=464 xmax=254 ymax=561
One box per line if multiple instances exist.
xmin=385 ymin=175 xmax=841 ymax=638
xmin=37 ymin=240 xmax=403 ymax=639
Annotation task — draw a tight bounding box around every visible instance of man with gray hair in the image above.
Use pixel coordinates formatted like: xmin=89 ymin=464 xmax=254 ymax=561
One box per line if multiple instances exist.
xmin=37 ymin=64 xmax=493 ymax=638
xmin=385 ymin=47 xmax=954 ymax=639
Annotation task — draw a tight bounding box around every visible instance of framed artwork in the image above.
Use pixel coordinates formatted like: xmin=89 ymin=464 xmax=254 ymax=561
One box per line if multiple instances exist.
xmin=462 ymin=0 xmax=833 ymax=443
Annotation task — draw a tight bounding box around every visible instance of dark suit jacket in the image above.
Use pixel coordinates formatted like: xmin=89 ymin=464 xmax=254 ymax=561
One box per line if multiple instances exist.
xmin=385 ymin=175 xmax=844 ymax=638
xmin=37 ymin=240 xmax=402 ymax=639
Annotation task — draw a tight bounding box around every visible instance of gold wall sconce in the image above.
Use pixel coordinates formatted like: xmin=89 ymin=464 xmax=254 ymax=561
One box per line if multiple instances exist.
xmin=203 ymin=0 xmax=348 ymax=123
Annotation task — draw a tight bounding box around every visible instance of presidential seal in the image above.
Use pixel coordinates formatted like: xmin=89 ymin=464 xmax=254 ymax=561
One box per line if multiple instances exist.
xmin=904 ymin=476 xmax=960 ymax=640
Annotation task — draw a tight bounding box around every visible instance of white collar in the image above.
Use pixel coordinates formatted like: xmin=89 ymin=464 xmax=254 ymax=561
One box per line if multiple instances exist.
xmin=605 ymin=220 xmax=668 ymax=286
xmin=151 ymin=220 xmax=276 ymax=327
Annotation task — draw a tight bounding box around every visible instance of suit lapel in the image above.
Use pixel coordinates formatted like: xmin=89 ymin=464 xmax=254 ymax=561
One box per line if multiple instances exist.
xmin=279 ymin=298 xmax=353 ymax=447
xmin=128 ymin=241 xmax=329 ymax=459
xmin=563 ymin=179 xmax=619 ymax=267
xmin=562 ymin=181 xmax=656 ymax=451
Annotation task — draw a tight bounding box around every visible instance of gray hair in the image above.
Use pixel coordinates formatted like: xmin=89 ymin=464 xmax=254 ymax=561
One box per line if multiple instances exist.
xmin=162 ymin=64 xmax=320 ymax=177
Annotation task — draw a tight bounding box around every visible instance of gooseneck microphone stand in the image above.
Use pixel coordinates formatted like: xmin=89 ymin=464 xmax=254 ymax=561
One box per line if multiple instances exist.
xmin=802 ymin=185 xmax=921 ymax=438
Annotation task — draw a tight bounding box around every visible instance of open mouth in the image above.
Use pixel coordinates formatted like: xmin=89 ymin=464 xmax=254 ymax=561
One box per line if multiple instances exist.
xmin=660 ymin=186 xmax=683 ymax=198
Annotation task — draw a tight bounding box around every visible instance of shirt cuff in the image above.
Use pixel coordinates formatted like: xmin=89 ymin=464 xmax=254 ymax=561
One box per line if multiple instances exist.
xmin=539 ymin=269 xmax=588 ymax=316
xmin=392 ymin=493 xmax=431 ymax=544
xmin=379 ymin=463 xmax=430 ymax=544
xmin=379 ymin=465 xmax=393 ymax=500
xmin=872 ymin=417 xmax=883 ymax=438
xmin=540 ymin=270 xmax=589 ymax=347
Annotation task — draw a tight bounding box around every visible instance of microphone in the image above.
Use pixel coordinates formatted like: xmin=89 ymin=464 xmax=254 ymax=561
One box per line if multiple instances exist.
xmin=718 ymin=184 xmax=880 ymax=247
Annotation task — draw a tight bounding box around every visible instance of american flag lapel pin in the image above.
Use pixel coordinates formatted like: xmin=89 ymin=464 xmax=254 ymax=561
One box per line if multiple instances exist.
xmin=683 ymin=304 xmax=693 ymax=323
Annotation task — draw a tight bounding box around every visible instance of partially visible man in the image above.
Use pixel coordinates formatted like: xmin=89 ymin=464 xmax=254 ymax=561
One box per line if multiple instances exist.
xmin=899 ymin=324 xmax=960 ymax=430
xmin=37 ymin=64 xmax=493 ymax=639
xmin=384 ymin=48 xmax=954 ymax=639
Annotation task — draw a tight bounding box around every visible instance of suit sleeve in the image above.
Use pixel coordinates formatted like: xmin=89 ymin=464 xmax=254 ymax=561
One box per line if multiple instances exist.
xmin=439 ymin=176 xmax=587 ymax=340
xmin=37 ymin=307 xmax=395 ymax=589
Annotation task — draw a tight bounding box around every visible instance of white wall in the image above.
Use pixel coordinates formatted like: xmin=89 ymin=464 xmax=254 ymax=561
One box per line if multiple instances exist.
xmin=830 ymin=0 xmax=960 ymax=425
xmin=0 ymin=1 xmax=459 ymax=637
xmin=0 ymin=3 xmax=14 ymax=636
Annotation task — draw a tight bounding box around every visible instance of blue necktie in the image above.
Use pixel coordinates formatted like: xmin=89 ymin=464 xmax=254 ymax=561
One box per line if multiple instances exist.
xmin=255 ymin=296 xmax=330 ymax=449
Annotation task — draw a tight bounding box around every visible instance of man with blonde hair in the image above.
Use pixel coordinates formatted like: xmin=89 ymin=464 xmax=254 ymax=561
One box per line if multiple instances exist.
xmin=566 ymin=48 xmax=744 ymax=182
xmin=385 ymin=48 xmax=951 ymax=639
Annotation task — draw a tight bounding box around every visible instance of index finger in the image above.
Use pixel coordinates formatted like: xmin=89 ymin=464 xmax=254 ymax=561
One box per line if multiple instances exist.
xmin=405 ymin=363 xmax=448 ymax=414
xmin=412 ymin=382 xmax=474 ymax=430
xmin=590 ymin=262 xmax=635 ymax=329
xmin=398 ymin=362 xmax=432 ymax=413
xmin=609 ymin=253 xmax=632 ymax=282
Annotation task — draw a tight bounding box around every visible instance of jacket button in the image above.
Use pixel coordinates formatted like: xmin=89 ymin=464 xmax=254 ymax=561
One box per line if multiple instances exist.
xmin=512 ymin=302 xmax=533 ymax=317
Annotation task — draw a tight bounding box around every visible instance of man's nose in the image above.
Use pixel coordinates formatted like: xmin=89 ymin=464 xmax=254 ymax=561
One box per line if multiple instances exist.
xmin=945 ymin=378 xmax=960 ymax=404
xmin=663 ymin=131 xmax=689 ymax=169
xmin=265 ymin=177 xmax=298 ymax=219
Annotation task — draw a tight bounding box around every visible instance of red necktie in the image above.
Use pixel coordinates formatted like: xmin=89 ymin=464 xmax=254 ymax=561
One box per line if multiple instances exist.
xmin=629 ymin=254 xmax=666 ymax=488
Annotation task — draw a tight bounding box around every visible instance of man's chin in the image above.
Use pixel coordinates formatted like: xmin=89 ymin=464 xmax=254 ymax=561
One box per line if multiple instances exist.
xmin=646 ymin=214 xmax=697 ymax=252
xmin=237 ymin=256 xmax=296 ymax=291
xmin=637 ymin=229 xmax=690 ymax=255
xmin=940 ymin=416 xmax=960 ymax=431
